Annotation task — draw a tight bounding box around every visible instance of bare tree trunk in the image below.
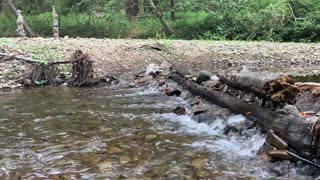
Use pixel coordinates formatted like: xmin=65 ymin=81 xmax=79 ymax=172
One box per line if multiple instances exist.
xmin=147 ymin=0 xmax=175 ymax=34
xmin=170 ymin=0 xmax=175 ymax=21
xmin=126 ymin=0 xmax=139 ymax=21
xmin=6 ymin=0 xmax=37 ymax=37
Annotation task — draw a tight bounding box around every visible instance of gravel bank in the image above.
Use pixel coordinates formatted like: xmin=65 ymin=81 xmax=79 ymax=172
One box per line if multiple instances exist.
xmin=0 ymin=37 xmax=319 ymax=89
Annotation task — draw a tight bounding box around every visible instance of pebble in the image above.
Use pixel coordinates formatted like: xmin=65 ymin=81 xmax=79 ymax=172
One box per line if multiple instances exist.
xmin=108 ymin=147 xmax=123 ymax=154
xmin=119 ymin=156 xmax=132 ymax=165
xmin=98 ymin=161 xmax=113 ymax=172
xmin=145 ymin=134 xmax=158 ymax=140
xmin=192 ymin=159 xmax=205 ymax=169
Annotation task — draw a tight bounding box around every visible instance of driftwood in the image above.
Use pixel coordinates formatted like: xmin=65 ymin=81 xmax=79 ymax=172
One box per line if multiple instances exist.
xmin=218 ymin=71 xmax=299 ymax=104
xmin=0 ymin=53 xmax=70 ymax=65
xmin=170 ymin=66 xmax=320 ymax=161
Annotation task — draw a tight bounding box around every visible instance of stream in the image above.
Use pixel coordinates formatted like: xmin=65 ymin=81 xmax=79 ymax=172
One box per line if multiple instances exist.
xmin=0 ymin=86 xmax=319 ymax=179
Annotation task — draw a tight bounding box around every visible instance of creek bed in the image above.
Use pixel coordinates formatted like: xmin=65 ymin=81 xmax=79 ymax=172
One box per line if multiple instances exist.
xmin=0 ymin=86 xmax=318 ymax=179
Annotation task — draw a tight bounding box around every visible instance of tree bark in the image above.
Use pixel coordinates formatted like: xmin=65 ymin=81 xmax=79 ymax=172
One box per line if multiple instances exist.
xmin=147 ymin=0 xmax=175 ymax=34
xmin=126 ymin=0 xmax=139 ymax=21
xmin=218 ymin=71 xmax=299 ymax=104
xmin=170 ymin=0 xmax=175 ymax=21
xmin=6 ymin=0 xmax=37 ymax=37
xmin=170 ymin=66 xmax=320 ymax=160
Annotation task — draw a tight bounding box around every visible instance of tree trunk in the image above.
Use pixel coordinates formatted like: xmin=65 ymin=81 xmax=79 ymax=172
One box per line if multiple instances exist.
xmin=126 ymin=0 xmax=139 ymax=21
xmin=218 ymin=71 xmax=299 ymax=104
xmin=170 ymin=66 xmax=320 ymax=160
xmin=6 ymin=0 xmax=37 ymax=37
xmin=170 ymin=0 xmax=175 ymax=21
xmin=146 ymin=0 xmax=175 ymax=34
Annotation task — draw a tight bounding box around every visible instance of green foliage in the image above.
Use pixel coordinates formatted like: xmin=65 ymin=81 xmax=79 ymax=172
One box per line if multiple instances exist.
xmin=0 ymin=0 xmax=319 ymax=42
xmin=34 ymin=80 xmax=48 ymax=86
xmin=0 ymin=13 xmax=16 ymax=37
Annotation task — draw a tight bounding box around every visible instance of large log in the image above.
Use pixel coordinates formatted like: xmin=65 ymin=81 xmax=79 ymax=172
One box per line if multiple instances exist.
xmin=218 ymin=71 xmax=299 ymax=104
xmin=170 ymin=66 xmax=320 ymax=160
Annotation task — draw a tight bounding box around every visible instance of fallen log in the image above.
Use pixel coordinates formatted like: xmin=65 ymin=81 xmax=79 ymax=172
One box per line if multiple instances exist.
xmin=218 ymin=71 xmax=299 ymax=104
xmin=170 ymin=66 xmax=320 ymax=160
xmin=0 ymin=53 xmax=70 ymax=65
xmin=296 ymin=82 xmax=320 ymax=96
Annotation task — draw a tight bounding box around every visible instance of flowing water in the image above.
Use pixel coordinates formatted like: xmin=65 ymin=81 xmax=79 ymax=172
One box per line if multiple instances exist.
xmin=0 ymin=86 xmax=319 ymax=179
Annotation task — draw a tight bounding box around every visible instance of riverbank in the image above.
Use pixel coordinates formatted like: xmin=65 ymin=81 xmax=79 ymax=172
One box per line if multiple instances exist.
xmin=0 ymin=38 xmax=319 ymax=89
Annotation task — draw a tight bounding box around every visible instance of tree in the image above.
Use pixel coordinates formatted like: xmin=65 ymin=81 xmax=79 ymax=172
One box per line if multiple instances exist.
xmin=126 ymin=0 xmax=139 ymax=21
xmin=147 ymin=0 xmax=174 ymax=34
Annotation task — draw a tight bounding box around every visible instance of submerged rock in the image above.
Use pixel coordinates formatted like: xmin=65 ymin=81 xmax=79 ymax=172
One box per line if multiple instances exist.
xmin=98 ymin=161 xmax=113 ymax=172
xmin=173 ymin=106 xmax=186 ymax=116
xmin=145 ymin=134 xmax=158 ymax=140
xmin=119 ymin=156 xmax=132 ymax=165
xmin=108 ymin=146 xmax=123 ymax=154
xmin=192 ymin=159 xmax=206 ymax=169
xmin=283 ymin=105 xmax=301 ymax=118
xmin=164 ymin=87 xmax=181 ymax=96
xmin=135 ymin=75 xmax=153 ymax=85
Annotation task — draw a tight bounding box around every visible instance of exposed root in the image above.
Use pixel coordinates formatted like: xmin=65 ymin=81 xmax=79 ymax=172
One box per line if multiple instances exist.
xmin=27 ymin=64 xmax=60 ymax=86
xmin=69 ymin=50 xmax=95 ymax=87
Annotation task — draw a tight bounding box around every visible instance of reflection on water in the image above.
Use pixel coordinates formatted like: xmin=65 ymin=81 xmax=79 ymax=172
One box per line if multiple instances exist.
xmin=0 ymin=87 xmax=318 ymax=179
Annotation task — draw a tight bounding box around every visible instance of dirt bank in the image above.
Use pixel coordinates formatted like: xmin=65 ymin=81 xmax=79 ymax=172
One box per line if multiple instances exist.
xmin=0 ymin=38 xmax=319 ymax=88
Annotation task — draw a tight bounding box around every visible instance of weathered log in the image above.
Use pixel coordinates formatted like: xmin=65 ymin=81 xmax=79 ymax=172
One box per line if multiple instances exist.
xmin=170 ymin=66 xmax=320 ymax=160
xmin=0 ymin=53 xmax=70 ymax=65
xmin=218 ymin=71 xmax=299 ymax=104
xmin=296 ymin=82 xmax=320 ymax=96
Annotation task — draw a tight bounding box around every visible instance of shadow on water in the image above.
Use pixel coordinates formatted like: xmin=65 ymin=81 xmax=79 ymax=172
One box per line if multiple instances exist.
xmin=0 ymin=86 xmax=319 ymax=179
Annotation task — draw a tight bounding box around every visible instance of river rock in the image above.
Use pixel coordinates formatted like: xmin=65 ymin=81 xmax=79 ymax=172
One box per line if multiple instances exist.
xmin=192 ymin=159 xmax=205 ymax=169
xmin=193 ymin=107 xmax=231 ymax=124
xmin=196 ymin=70 xmax=211 ymax=84
xmin=296 ymin=91 xmax=320 ymax=112
xmin=119 ymin=156 xmax=132 ymax=165
xmin=145 ymin=64 xmax=161 ymax=77
xmin=98 ymin=161 xmax=113 ymax=172
xmin=135 ymin=75 xmax=153 ymax=85
xmin=202 ymin=80 xmax=220 ymax=88
xmin=23 ymin=79 xmax=32 ymax=87
xmin=160 ymin=60 xmax=171 ymax=76
xmin=164 ymin=87 xmax=181 ymax=96
xmin=269 ymin=150 xmax=293 ymax=160
xmin=2 ymin=83 xmax=10 ymax=89
xmin=283 ymin=105 xmax=301 ymax=118
xmin=196 ymin=170 xmax=210 ymax=178
xmin=191 ymin=96 xmax=203 ymax=106
xmin=191 ymin=103 xmax=208 ymax=115
xmin=108 ymin=146 xmax=123 ymax=154
xmin=266 ymin=130 xmax=288 ymax=150
xmin=145 ymin=134 xmax=158 ymax=140
xmin=173 ymin=106 xmax=186 ymax=115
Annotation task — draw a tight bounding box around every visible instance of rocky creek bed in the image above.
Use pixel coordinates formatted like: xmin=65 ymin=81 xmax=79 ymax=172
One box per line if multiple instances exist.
xmin=0 ymin=85 xmax=319 ymax=179
xmin=0 ymin=38 xmax=320 ymax=179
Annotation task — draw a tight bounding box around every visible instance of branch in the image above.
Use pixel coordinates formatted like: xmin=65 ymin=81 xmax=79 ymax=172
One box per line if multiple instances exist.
xmin=0 ymin=53 xmax=70 ymax=65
